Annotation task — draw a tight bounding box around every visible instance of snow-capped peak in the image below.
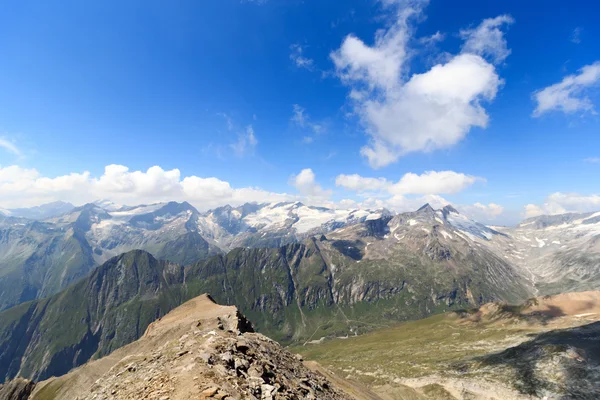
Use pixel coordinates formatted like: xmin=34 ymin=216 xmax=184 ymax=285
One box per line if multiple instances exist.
xmin=93 ymin=199 xmax=124 ymax=212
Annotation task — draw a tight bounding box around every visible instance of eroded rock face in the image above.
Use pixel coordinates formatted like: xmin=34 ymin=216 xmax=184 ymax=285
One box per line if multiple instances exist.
xmin=0 ymin=378 xmax=35 ymax=400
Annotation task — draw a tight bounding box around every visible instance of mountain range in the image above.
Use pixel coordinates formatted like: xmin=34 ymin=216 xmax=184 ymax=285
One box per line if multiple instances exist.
xmin=0 ymin=203 xmax=535 ymax=382
xmin=0 ymin=200 xmax=388 ymax=311
xmin=0 ymin=199 xmax=599 ymax=394
xmin=0 ymin=201 xmax=75 ymax=220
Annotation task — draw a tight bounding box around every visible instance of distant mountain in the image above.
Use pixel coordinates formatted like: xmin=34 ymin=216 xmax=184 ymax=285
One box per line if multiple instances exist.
xmin=0 ymin=213 xmax=96 ymax=311
xmin=0 ymin=206 xmax=532 ymax=382
xmin=489 ymin=210 xmax=600 ymax=296
xmin=0 ymin=201 xmax=74 ymax=220
xmin=0 ymin=200 xmax=388 ymax=311
xmin=196 ymin=200 xmax=392 ymax=250
xmin=92 ymin=199 xmax=123 ymax=211
xmin=0 ymin=201 xmax=221 ymax=311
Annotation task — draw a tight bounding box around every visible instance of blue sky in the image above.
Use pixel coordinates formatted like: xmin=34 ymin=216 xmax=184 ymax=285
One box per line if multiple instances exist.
xmin=0 ymin=0 xmax=599 ymax=224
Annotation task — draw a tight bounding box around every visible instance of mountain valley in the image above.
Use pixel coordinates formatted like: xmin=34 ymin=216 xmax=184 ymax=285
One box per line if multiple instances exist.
xmin=298 ymin=291 xmax=600 ymax=399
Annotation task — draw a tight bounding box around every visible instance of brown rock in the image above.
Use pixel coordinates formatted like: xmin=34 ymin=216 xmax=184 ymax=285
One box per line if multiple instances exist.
xmin=201 ymin=386 xmax=219 ymax=397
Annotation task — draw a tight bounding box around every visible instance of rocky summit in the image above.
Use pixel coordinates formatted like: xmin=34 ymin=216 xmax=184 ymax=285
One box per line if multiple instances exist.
xmin=24 ymin=294 xmax=352 ymax=400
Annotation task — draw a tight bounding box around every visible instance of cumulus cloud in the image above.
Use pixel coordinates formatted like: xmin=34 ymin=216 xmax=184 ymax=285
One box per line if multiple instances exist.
xmin=0 ymin=164 xmax=295 ymax=210
xmin=533 ymin=61 xmax=600 ymax=116
xmin=331 ymin=2 xmax=509 ymax=168
xmin=0 ymin=165 xmax=39 ymax=182
xmin=335 ymin=174 xmax=390 ymax=193
xmin=290 ymin=44 xmax=314 ymax=70
xmin=291 ymin=168 xmax=332 ymax=199
xmin=524 ymin=192 xmax=600 ymax=218
xmin=460 ymin=15 xmax=514 ymax=64
xmin=460 ymin=202 xmax=505 ymax=221
xmin=336 ymin=170 xmax=481 ymax=196
xmin=0 ymin=164 xmax=509 ymax=223
xmin=335 ymin=170 xmax=503 ymax=222
xmin=391 ymin=170 xmax=481 ymax=195
xmin=0 ymin=138 xmax=22 ymax=157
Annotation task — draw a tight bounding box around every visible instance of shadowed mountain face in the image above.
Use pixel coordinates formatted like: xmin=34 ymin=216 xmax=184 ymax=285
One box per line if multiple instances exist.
xmin=0 ymin=250 xmax=185 ymax=382
xmin=0 ymin=215 xmax=97 ymax=311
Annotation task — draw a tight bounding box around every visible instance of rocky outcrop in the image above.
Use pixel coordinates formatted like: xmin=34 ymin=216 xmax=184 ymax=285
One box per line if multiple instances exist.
xmin=30 ymin=295 xmax=351 ymax=400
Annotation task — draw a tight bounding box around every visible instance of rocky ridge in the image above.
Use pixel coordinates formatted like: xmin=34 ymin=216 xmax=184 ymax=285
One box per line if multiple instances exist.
xmin=29 ymin=294 xmax=352 ymax=400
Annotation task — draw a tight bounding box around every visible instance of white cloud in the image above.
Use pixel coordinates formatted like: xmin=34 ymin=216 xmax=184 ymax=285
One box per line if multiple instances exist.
xmin=571 ymin=27 xmax=582 ymax=44
xmin=391 ymin=170 xmax=481 ymax=195
xmin=0 ymin=164 xmax=295 ymax=210
xmin=230 ymin=125 xmax=258 ymax=157
xmin=291 ymin=104 xmax=324 ymax=134
xmin=420 ymin=31 xmax=445 ymax=46
xmin=291 ymin=168 xmax=332 ymax=199
xmin=336 ymin=170 xmax=481 ymax=196
xmin=460 ymin=202 xmax=504 ymax=221
xmin=523 ymin=204 xmax=545 ymax=219
xmin=331 ymin=2 xmax=508 ymax=168
xmin=95 ymin=165 xmax=182 ymax=197
xmin=335 ymin=170 xmax=502 ymax=222
xmin=290 ymin=44 xmax=314 ymax=70
xmin=291 ymin=105 xmax=325 ymax=144
xmin=0 ymin=165 xmax=39 ymax=182
xmin=584 ymin=157 xmax=600 ymax=164
xmin=524 ymin=192 xmax=600 ymax=218
xmin=0 ymin=164 xmax=509 ymax=224
xmin=533 ymin=61 xmax=600 ymax=116
xmin=460 ymin=15 xmax=514 ymax=64
xmin=335 ymin=174 xmax=390 ymax=193
xmin=291 ymin=104 xmax=308 ymax=126
xmin=331 ymin=0 xmax=421 ymax=91
xmin=0 ymin=138 xmax=22 ymax=157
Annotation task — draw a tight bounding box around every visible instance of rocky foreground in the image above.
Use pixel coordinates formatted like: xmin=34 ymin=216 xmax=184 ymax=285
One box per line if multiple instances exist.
xmin=7 ymin=295 xmax=353 ymax=400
